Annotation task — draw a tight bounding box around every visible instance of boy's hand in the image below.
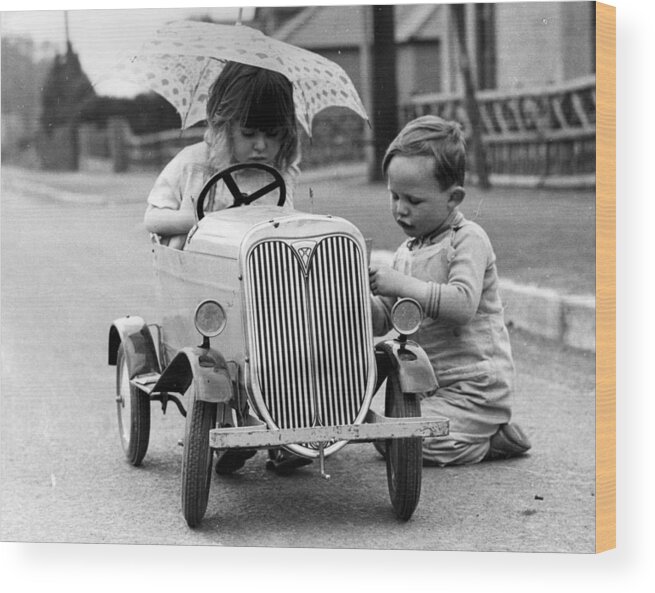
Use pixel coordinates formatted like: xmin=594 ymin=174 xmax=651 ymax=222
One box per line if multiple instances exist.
xmin=369 ymin=264 xmax=407 ymax=297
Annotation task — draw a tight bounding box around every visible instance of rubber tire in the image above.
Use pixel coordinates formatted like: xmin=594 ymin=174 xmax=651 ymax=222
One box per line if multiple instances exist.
xmin=116 ymin=344 xmax=150 ymax=466
xmin=385 ymin=373 xmax=422 ymax=521
xmin=181 ymin=398 xmax=217 ymax=528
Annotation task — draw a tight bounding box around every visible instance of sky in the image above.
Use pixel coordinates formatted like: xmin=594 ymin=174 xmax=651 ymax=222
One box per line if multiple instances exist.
xmin=0 ymin=4 xmax=258 ymax=96
xmin=0 ymin=0 xmax=426 ymax=98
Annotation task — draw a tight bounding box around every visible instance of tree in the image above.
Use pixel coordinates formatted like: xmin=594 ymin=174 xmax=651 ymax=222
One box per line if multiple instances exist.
xmin=37 ymin=41 xmax=96 ymax=170
xmin=1 ymin=36 xmax=51 ymax=147
xmin=40 ymin=41 xmax=95 ymax=134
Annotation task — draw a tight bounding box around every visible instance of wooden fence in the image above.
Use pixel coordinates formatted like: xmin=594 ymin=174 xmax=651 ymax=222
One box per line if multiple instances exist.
xmin=78 ymin=75 xmax=595 ymax=186
xmin=78 ymin=111 xmax=366 ymax=174
xmin=402 ymin=74 xmax=596 ymax=187
xmin=78 ymin=119 xmax=206 ymax=172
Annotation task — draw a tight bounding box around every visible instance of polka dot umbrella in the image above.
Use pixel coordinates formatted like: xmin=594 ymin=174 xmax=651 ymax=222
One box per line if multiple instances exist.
xmin=113 ymin=20 xmax=369 ymax=136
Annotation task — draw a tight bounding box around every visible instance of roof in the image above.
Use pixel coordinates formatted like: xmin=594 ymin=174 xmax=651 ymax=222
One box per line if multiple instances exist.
xmin=274 ymin=4 xmax=444 ymax=49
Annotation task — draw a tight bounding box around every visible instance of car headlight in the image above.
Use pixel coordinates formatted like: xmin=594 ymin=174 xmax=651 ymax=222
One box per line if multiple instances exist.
xmin=390 ymin=298 xmax=423 ymax=335
xmin=194 ymin=300 xmax=227 ymax=338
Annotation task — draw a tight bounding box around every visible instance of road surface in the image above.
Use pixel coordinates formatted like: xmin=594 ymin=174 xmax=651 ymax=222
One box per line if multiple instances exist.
xmin=0 ymin=167 xmax=596 ymax=551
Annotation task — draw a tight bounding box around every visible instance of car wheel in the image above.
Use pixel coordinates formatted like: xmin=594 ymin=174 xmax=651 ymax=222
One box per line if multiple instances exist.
xmin=116 ymin=344 xmax=150 ymax=466
xmin=385 ymin=372 xmax=422 ymax=521
xmin=181 ymin=398 xmax=217 ymax=528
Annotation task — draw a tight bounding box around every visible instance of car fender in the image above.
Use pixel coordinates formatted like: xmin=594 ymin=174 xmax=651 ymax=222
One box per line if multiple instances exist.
xmin=152 ymin=347 xmax=233 ymax=404
xmin=108 ymin=316 xmax=160 ymax=379
xmin=375 ymin=339 xmax=438 ymax=395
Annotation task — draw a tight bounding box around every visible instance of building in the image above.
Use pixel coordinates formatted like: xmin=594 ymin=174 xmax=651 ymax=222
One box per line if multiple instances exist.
xmin=272 ymin=3 xmax=445 ymax=105
xmin=270 ymin=2 xmax=596 ymax=104
xmin=268 ymin=2 xmax=597 ymax=184
xmin=488 ymin=1 xmax=595 ymax=90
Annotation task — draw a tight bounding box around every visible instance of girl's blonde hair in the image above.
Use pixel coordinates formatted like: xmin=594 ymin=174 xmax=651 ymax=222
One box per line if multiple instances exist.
xmin=382 ymin=115 xmax=466 ymax=190
xmin=204 ymin=61 xmax=299 ymax=172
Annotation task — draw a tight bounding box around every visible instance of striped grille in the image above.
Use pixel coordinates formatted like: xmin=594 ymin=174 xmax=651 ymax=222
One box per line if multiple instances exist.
xmin=246 ymin=236 xmax=372 ymax=431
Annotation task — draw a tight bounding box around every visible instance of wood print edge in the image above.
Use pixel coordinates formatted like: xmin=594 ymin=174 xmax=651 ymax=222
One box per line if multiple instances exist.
xmin=595 ymin=0 xmax=616 ymax=554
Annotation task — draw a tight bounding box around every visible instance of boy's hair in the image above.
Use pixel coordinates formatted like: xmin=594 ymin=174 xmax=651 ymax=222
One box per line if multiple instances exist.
xmin=205 ymin=61 xmax=298 ymax=171
xmin=382 ymin=115 xmax=466 ymax=190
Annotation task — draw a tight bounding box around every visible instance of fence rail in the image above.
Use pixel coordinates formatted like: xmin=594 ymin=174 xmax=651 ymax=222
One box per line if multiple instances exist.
xmin=125 ymin=126 xmax=206 ymax=169
xmin=79 ymin=110 xmax=366 ymax=174
xmin=402 ymin=74 xmax=596 ymax=184
xmin=78 ymin=75 xmax=595 ymax=186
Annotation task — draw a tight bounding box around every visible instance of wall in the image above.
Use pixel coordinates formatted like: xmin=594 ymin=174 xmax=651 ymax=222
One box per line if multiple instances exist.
xmin=495 ymin=1 xmax=594 ymax=90
xmin=395 ymin=46 xmax=414 ymax=104
xmin=321 ymin=43 xmax=440 ymax=107
xmin=320 ymin=47 xmax=362 ymax=96
xmin=409 ymin=41 xmax=442 ymax=96
xmin=496 ymin=2 xmax=564 ymax=89
xmin=562 ymin=1 xmax=595 ymax=80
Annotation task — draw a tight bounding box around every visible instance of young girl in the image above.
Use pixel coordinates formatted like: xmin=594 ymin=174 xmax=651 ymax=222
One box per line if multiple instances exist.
xmin=144 ymin=61 xmax=300 ymax=249
xmin=146 ymin=61 xmax=310 ymax=475
xmin=369 ymin=115 xmax=531 ymax=466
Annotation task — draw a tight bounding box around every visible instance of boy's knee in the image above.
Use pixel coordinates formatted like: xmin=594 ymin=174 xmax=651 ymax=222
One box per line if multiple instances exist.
xmin=422 ymin=435 xmax=489 ymax=466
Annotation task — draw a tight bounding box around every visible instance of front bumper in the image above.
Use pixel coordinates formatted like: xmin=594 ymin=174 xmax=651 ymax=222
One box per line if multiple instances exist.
xmin=208 ymin=410 xmax=449 ymax=450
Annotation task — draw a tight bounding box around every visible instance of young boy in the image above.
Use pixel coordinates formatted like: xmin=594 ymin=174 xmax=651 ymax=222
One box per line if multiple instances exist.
xmin=369 ymin=115 xmax=531 ymax=466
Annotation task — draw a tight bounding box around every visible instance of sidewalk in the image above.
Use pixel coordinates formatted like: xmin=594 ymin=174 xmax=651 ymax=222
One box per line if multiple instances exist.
xmin=0 ymin=160 xmax=368 ymax=205
xmin=1 ymin=162 xmax=596 ymax=352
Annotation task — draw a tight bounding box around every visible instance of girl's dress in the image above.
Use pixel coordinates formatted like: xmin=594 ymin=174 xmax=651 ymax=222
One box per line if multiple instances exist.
xmin=146 ymin=141 xmax=299 ymax=248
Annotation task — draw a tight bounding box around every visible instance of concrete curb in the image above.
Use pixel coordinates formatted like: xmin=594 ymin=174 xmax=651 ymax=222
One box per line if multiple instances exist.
xmin=500 ymin=279 xmax=595 ymax=352
xmin=2 ymin=177 xmax=108 ymax=205
xmin=79 ymin=160 xmax=369 ymax=185
xmin=469 ymin=172 xmax=596 ymax=190
xmin=371 ymin=249 xmax=595 ymax=353
xmin=299 ymin=162 xmax=367 ymax=183
xmin=2 ymin=162 xmax=367 ymax=206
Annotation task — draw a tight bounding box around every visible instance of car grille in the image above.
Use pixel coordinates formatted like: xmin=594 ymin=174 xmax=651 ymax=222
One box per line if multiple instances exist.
xmin=245 ymin=235 xmax=373 ymax=432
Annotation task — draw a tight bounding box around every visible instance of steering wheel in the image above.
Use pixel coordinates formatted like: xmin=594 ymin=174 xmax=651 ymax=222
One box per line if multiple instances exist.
xmin=195 ymin=162 xmax=286 ymax=221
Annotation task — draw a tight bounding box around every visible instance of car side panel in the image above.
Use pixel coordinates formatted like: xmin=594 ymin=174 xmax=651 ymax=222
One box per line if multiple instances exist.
xmin=152 ymin=244 xmax=245 ymax=366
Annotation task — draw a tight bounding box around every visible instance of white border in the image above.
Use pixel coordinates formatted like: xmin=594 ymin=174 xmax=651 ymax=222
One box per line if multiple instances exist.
xmin=1 ymin=0 xmax=653 ymax=592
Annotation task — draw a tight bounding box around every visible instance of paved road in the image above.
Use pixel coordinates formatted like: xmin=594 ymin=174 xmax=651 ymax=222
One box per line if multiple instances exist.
xmin=0 ymin=170 xmax=596 ymax=551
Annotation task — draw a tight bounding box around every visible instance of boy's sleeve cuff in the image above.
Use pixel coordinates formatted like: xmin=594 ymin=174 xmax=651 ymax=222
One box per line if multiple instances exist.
xmin=424 ymin=282 xmax=441 ymax=319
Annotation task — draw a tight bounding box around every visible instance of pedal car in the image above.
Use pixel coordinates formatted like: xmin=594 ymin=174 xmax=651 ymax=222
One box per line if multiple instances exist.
xmin=108 ymin=163 xmax=449 ymax=527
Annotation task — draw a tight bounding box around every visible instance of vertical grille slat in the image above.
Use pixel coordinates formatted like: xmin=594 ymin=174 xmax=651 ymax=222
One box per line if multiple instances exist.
xmin=246 ymin=235 xmax=371 ymax=430
xmin=277 ymin=242 xmax=294 ymax=428
xmin=343 ymin=239 xmax=369 ymax=419
xmin=326 ymin=238 xmax=349 ymax=424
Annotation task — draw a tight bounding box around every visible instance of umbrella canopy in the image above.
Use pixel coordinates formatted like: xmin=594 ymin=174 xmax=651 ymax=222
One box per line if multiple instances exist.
xmin=113 ymin=20 xmax=368 ymax=135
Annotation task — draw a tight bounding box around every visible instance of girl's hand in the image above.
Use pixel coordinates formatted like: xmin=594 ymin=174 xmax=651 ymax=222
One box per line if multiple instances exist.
xmin=369 ymin=264 xmax=407 ymax=297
